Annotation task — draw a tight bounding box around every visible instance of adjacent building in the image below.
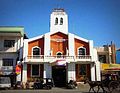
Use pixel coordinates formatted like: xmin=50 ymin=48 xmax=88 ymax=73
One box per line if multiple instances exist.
xmin=116 ymin=49 xmax=120 ymax=64
xmin=96 ymin=42 xmax=116 ymax=64
xmin=22 ymin=8 xmax=101 ymax=87
xmin=0 ymin=26 xmax=26 ymax=82
xmin=96 ymin=43 xmax=120 ymax=76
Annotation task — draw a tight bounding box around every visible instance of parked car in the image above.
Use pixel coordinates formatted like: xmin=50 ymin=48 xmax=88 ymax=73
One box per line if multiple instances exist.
xmin=0 ymin=76 xmax=11 ymax=89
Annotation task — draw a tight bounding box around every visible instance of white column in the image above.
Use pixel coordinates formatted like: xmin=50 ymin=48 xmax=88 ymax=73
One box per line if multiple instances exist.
xmin=44 ymin=33 xmax=50 ymax=61
xmin=22 ymin=63 xmax=27 ymax=83
xmin=67 ymin=63 xmax=76 ymax=82
xmin=93 ymin=48 xmax=101 ymax=81
xmin=43 ymin=63 xmax=52 ymax=78
xmin=90 ymin=63 xmax=95 ymax=81
xmin=23 ymin=39 xmax=28 ymax=62
xmin=19 ymin=37 xmax=24 ymax=60
xmin=14 ymin=37 xmax=17 ymax=51
xmin=68 ymin=33 xmax=75 ymax=56
xmin=96 ymin=61 xmax=101 ymax=81
xmin=89 ymin=40 xmax=94 ymax=61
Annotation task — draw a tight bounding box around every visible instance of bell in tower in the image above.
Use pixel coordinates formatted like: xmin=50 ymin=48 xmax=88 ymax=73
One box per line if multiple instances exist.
xmin=50 ymin=8 xmax=68 ymax=34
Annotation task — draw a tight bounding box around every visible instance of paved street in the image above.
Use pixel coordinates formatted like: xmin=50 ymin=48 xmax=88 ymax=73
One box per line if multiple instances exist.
xmin=0 ymin=83 xmax=120 ymax=93
xmin=0 ymin=88 xmax=95 ymax=93
xmin=0 ymin=84 xmax=102 ymax=93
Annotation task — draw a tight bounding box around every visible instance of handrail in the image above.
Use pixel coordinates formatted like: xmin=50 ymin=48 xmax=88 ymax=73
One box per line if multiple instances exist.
xmin=27 ymin=55 xmax=91 ymax=59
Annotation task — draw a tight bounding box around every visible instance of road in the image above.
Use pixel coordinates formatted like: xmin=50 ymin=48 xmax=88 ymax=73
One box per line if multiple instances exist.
xmin=0 ymin=88 xmax=87 ymax=93
xmin=0 ymin=84 xmax=120 ymax=93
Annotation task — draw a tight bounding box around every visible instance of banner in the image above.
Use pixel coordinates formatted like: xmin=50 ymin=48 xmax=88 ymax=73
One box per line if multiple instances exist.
xmin=51 ymin=60 xmax=66 ymax=66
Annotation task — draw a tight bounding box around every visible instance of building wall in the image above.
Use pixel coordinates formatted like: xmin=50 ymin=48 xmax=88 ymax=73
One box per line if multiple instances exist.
xmin=116 ymin=50 xmax=120 ymax=64
xmin=96 ymin=43 xmax=116 ymax=64
xmin=28 ymin=37 xmax=44 ymax=55
xmin=0 ymin=36 xmax=21 ymax=52
xmin=50 ymin=10 xmax=68 ymax=34
xmin=50 ymin=32 xmax=68 ymax=55
xmin=0 ymin=53 xmax=18 ymax=67
xmin=74 ymin=38 xmax=90 ymax=55
xmin=0 ymin=36 xmax=22 ymax=67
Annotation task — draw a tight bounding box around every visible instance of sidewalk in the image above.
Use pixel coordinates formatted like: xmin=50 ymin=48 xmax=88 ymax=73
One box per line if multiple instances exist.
xmin=51 ymin=83 xmax=90 ymax=92
xmin=76 ymin=83 xmax=90 ymax=92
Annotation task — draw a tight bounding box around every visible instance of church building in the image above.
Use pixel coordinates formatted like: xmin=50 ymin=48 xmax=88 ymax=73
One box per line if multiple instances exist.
xmin=22 ymin=8 xmax=101 ymax=87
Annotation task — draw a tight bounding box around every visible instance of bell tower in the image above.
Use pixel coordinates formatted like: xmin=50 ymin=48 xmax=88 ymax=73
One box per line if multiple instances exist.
xmin=50 ymin=8 xmax=68 ymax=34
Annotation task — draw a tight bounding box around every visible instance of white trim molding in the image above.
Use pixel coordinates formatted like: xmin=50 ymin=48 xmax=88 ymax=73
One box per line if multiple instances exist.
xmin=32 ymin=46 xmax=41 ymax=56
xmin=77 ymin=46 xmax=86 ymax=55
xmin=56 ymin=51 xmax=63 ymax=55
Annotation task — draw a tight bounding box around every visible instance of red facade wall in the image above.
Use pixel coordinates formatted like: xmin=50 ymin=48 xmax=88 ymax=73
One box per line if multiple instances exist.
xmin=28 ymin=37 xmax=44 ymax=55
xmin=74 ymin=38 xmax=90 ymax=55
xmin=50 ymin=32 xmax=68 ymax=55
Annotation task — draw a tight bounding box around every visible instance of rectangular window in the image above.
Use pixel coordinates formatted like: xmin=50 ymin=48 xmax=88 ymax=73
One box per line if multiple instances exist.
xmin=31 ymin=64 xmax=40 ymax=77
xmin=2 ymin=59 xmax=13 ymax=66
xmin=98 ymin=55 xmax=106 ymax=63
xmin=4 ymin=40 xmax=15 ymax=47
xmin=79 ymin=64 xmax=87 ymax=75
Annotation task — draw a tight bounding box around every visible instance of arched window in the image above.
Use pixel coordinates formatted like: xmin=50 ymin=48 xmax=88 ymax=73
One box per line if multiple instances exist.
xmin=60 ymin=18 xmax=63 ymax=25
xmin=56 ymin=52 xmax=62 ymax=58
xmin=78 ymin=47 xmax=86 ymax=55
xmin=55 ymin=17 xmax=58 ymax=25
xmin=32 ymin=47 xmax=40 ymax=55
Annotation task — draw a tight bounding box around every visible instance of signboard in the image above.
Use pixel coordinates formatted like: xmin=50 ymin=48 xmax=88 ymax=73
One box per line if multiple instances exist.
xmin=101 ymin=63 xmax=120 ymax=71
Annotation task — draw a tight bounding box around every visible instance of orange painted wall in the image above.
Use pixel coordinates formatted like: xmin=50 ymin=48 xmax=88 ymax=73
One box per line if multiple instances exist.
xmin=74 ymin=38 xmax=90 ymax=55
xmin=50 ymin=32 xmax=68 ymax=55
xmin=28 ymin=38 xmax=44 ymax=55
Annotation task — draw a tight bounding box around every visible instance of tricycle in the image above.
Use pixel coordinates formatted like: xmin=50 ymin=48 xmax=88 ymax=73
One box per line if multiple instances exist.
xmin=33 ymin=78 xmax=54 ymax=89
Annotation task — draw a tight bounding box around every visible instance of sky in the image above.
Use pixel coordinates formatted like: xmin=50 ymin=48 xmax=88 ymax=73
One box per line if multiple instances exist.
xmin=0 ymin=0 xmax=120 ymax=48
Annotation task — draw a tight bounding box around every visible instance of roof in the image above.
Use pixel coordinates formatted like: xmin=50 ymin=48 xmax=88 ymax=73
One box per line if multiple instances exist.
xmin=0 ymin=26 xmax=24 ymax=36
xmin=53 ymin=8 xmax=65 ymax=12
xmin=28 ymin=31 xmax=89 ymax=43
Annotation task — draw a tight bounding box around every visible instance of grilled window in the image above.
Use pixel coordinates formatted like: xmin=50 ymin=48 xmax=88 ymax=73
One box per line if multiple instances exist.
xmin=32 ymin=64 xmax=39 ymax=76
xmin=78 ymin=48 xmax=86 ymax=55
xmin=98 ymin=55 xmax=106 ymax=63
xmin=4 ymin=40 xmax=15 ymax=47
xmin=79 ymin=64 xmax=87 ymax=75
xmin=33 ymin=47 xmax=40 ymax=55
xmin=2 ymin=59 xmax=13 ymax=66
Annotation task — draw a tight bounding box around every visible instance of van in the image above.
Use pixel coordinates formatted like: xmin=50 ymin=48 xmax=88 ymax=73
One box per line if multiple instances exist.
xmin=0 ymin=76 xmax=11 ymax=89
